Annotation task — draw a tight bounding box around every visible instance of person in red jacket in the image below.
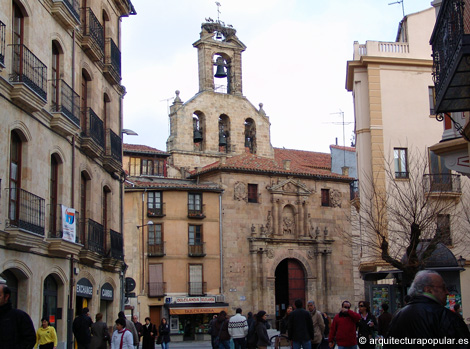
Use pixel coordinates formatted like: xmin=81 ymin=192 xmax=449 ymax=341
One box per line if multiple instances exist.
xmin=328 ymin=301 xmax=361 ymax=349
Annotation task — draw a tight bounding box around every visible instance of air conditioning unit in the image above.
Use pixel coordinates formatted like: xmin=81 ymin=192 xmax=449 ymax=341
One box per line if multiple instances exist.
xmin=215 ymin=295 xmax=225 ymax=303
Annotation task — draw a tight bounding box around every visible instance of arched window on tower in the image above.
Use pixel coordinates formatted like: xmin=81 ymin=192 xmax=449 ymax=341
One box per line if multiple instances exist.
xmin=244 ymin=118 xmax=256 ymax=154
xmin=218 ymin=115 xmax=230 ymax=153
xmin=193 ymin=113 xmax=204 ymax=151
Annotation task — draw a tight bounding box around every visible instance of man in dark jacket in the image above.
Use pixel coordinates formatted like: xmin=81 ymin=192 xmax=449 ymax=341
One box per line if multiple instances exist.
xmin=386 ymin=270 xmax=470 ymax=348
xmin=288 ymin=298 xmax=314 ymax=349
xmin=0 ymin=284 xmax=36 ymax=349
xmin=73 ymin=307 xmax=93 ymax=349
xmin=377 ymin=303 xmax=392 ymax=337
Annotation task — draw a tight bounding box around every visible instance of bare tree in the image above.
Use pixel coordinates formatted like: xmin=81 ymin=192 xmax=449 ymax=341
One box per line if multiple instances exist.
xmin=347 ymin=148 xmax=469 ymax=286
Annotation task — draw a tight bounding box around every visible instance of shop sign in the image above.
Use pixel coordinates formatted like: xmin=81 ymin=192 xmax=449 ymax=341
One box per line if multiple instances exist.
xmin=76 ymin=278 xmax=93 ymax=298
xmin=175 ymin=296 xmax=215 ymax=304
xmin=101 ymin=283 xmax=114 ymax=301
xmin=170 ymin=307 xmax=227 ymax=315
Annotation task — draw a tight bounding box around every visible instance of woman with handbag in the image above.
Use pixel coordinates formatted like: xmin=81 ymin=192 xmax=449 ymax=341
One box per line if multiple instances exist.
xmin=142 ymin=317 xmax=157 ymax=349
xmin=90 ymin=313 xmax=110 ymax=349
xmin=157 ymin=318 xmax=170 ymax=349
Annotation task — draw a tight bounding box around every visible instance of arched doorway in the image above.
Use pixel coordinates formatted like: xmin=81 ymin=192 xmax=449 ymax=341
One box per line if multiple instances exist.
xmin=43 ymin=275 xmax=58 ymax=328
xmin=275 ymin=259 xmax=305 ymax=325
xmin=0 ymin=270 xmax=18 ymax=308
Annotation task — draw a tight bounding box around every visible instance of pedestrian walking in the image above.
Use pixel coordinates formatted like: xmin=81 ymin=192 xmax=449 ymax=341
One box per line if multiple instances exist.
xmin=90 ymin=313 xmax=110 ymax=349
xmin=132 ymin=315 xmax=143 ymax=348
xmin=385 ymin=270 xmax=470 ymax=348
xmin=377 ymin=303 xmax=392 ymax=337
xmin=111 ymin=318 xmax=133 ymax=349
xmin=142 ymin=317 xmax=157 ymax=349
xmin=214 ymin=310 xmax=231 ymax=349
xmin=357 ymin=301 xmax=376 ymax=349
xmin=307 ymin=300 xmax=325 ymax=349
xmin=328 ymin=301 xmax=360 ymax=349
xmin=254 ymin=311 xmax=270 ymax=349
xmin=228 ymin=308 xmax=248 ymax=349
xmin=157 ymin=318 xmax=171 ymax=349
xmin=35 ymin=317 xmax=57 ymax=349
xmin=115 ymin=312 xmax=139 ymax=348
xmin=73 ymin=307 xmax=93 ymax=349
xmin=280 ymin=305 xmax=293 ymax=335
xmin=288 ymin=299 xmax=314 ymax=349
xmin=208 ymin=315 xmax=218 ymax=349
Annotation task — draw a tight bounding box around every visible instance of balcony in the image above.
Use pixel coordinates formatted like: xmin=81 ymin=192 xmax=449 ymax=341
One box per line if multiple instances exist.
xmin=431 ymin=0 xmax=470 ymax=113
xmin=147 ymin=203 xmax=165 ymax=218
xmin=80 ymin=7 xmax=104 ymax=62
xmin=78 ymin=218 xmax=105 ymax=264
xmin=9 ymin=44 xmax=47 ymax=112
xmin=188 ymin=282 xmax=207 ymax=296
xmin=188 ymin=204 xmax=206 ymax=219
xmin=51 ymin=0 xmax=80 ymax=30
xmin=103 ymin=38 xmax=121 ymax=85
xmin=188 ymin=243 xmax=206 ymax=257
xmin=81 ymin=107 xmax=104 ymax=158
xmin=0 ymin=21 xmax=5 ymax=69
xmin=113 ymin=0 xmax=134 ymax=17
xmin=5 ymin=188 xmax=45 ymax=251
xmin=395 ymin=171 xmax=409 ymax=179
xmin=148 ymin=241 xmax=165 ymax=257
xmin=103 ymin=229 xmax=124 ymax=270
xmin=103 ymin=129 xmax=122 ymax=173
xmin=148 ymin=282 xmax=166 ymax=297
xmin=47 ymin=208 xmax=82 ymax=257
xmin=50 ymin=79 xmax=81 ymax=136
xmin=424 ymin=174 xmax=462 ymax=197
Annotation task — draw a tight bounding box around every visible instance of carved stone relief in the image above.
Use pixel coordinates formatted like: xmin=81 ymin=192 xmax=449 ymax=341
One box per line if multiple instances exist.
xmin=330 ymin=189 xmax=342 ymax=208
xmin=234 ymin=181 xmax=247 ymax=201
xmin=282 ymin=205 xmax=296 ymax=235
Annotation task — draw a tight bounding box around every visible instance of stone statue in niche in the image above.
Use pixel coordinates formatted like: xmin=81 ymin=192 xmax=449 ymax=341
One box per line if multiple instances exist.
xmin=330 ymin=189 xmax=342 ymax=208
xmin=234 ymin=181 xmax=247 ymax=201
xmin=308 ymin=214 xmax=315 ymax=239
xmin=283 ymin=217 xmax=295 ymax=235
xmin=266 ymin=211 xmax=273 ymax=235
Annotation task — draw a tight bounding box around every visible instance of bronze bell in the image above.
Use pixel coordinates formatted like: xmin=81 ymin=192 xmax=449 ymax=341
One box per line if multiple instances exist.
xmin=193 ymin=130 xmax=203 ymax=143
xmin=219 ymin=133 xmax=227 ymax=146
xmin=214 ymin=57 xmax=227 ymax=78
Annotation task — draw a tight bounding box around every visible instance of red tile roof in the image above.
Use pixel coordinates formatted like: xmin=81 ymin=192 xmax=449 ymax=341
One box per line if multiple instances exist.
xmin=123 ymin=143 xmax=169 ymax=155
xmin=125 ymin=177 xmax=222 ymax=191
xmin=330 ymin=144 xmax=356 ymax=152
xmin=192 ymin=148 xmax=351 ymax=180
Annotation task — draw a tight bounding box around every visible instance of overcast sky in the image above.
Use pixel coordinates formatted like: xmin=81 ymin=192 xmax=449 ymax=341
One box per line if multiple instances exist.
xmin=121 ymin=0 xmax=434 ymax=154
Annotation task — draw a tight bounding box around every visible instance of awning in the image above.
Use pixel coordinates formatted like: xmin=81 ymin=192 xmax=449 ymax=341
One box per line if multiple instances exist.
xmin=362 ymin=270 xmax=402 ymax=282
xmin=169 ymin=307 xmax=228 ymax=315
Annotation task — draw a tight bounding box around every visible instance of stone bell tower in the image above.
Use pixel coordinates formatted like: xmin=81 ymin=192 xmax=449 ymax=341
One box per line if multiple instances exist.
xmin=166 ymin=20 xmax=274 ymax=174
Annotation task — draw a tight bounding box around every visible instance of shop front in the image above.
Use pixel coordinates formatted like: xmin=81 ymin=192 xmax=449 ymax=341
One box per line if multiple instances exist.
xmin=165 ymin=296 xmax=228 ymax=342
xmin=100 ymin=283 xmax=114 ymax=323
xmin=76 ymin=278 xmax=93 ymax=316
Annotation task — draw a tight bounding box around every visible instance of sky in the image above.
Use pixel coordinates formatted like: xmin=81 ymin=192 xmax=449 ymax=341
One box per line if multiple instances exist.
xmin=121 ymin=0 xmax=435 ymax=154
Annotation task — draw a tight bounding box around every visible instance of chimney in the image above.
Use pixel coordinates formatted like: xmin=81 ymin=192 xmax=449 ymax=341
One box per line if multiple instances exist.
xmin=283 ymin=160 xmax=291 ymax=171
xmin=342 ymin=166 xmax=349 ymax=176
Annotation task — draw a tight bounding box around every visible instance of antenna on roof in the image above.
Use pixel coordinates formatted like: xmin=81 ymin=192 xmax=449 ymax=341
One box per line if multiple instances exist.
xmin=216 ymin=2 xmax=222 ymax=23
xmin=388 ymin=0 xmax=405 ymax=17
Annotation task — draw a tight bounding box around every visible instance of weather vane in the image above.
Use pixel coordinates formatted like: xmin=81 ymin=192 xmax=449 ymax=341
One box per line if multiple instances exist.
xmin=388 ymin=0 xmax=405 ymax=17
xmin=216 ymin=2 xmax=221 ymax=23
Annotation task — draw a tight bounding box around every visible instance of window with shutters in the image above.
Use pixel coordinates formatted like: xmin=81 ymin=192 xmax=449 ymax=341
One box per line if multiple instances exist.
xmin=148 ymin=264 xmax=164 ymax=297
xmin=247 ymin=184 xmax=258 ymax=203
xmin=188 ymin=264 xmax=204 ymax=295
xmin=148 ymin=224 xmax=164 ymax=256
xmin=321 ymin=189 xmax=330 ymax=207
xmin=148 ymin=191 xmax=164 ymax=217
xmin=188 ymin=193 xmax=204 ymax=218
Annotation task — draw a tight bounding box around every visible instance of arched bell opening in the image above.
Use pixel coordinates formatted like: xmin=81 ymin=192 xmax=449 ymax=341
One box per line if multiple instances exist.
xmin=213 ymin=54 xmax=231 ymax=94
xmin=244 ymin=118 xmax=256 ymax=154
xmin=218 ymin=114 xmax=231 ymax=153
xmin=193 ymin=112 xmax=205 ymax=151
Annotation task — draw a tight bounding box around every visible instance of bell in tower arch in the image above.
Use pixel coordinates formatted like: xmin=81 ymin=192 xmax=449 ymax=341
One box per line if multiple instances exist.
xmin=214 ymin=56 xmax=227 ymax=78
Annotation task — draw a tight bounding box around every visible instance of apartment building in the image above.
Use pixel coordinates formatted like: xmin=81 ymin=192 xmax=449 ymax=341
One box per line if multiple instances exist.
xmin=0 ymin=0 xmax=134 ymax=346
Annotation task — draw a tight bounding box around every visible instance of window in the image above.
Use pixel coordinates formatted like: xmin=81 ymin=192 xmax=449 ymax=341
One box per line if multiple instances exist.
xmin=321 ymin=189 xmax=330 ymax=207
xmin=129 ymin=157 xmax=165 ymax=176
xmin=189 ymin=264 xmax=203 ymax=295
xmin=129 ymin=157 xmax=141 ymax=176
xmin=429 ymin=150 xmax=452 ymax=191
xmin=149 ymin=224 xmax=162 ymax=246
xmin=43 ymin=275 xmax=58 ymax=329
xmin=79 ymin=172 xmax=88 ymax=243
xmin=428 ymin=86 xmax=435 ymax=115
xmin=148 ymin=264 xmax=164 ymax=297
xmin=148 ymin=192 xmax=163 ymax=216
xmin=51 ymin=42 xmax=60 ymax=111
xmin=102 ymin=186 xmax=111 ymax=236
xmin=9 ymin=131 xmax=22 ymax=224
xmin=188 ymin=225 xmax=202 ymax=245
xmin=437 ymin=214 xmax=451 ymax=245
xmin=188 ymin=193 xmax=203 ymax=216
xmin=50 ymin=155 xmax=59 ymax=237
xmin=394 ymin=148 xmax=408 ymax=179
xmin=81 ymin=70 xmax=90 ymax=131
xmin=248 ymin=184 xmax=258 ymax=203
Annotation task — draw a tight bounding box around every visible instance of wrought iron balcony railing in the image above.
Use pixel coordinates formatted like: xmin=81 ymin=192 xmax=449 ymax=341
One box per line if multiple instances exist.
xmin=81 ymin=107 xmax=105 ymax=147
xmin=431 ymin=0 xmax=470 ymax=112
xmin=10 ymin=44 xmax=47 ymax=100
xmin=6 ymin=188 xmax=45 ymax=235
xmin=0 ymin=21 xmax=5 ymax=67
xmin=63 ymin=0 xmax=80 ymax=22
xmin=105 ymin=129 xmax=122 ymax=162
xmin=79 ymin=218 xmax=105 ymax=255
xmin=148 ymin=241 xmax=165 ymax=257
xmin=81 ymin=7 xmax=104 ymax=51
xmin=148 ymin=282 xmax=166 ymax=297
xmin=395 ymin=171 xmax=409 ymax=179
xmin=147 ymin=202 xmax=165 ymax=217
xmin=104 ymin=38 xmax=121 ymax=83
xmin=188 ymin=204 xmax=206 ymax=219
xmin=188 ymin=243 xmax=206 ymax=257
xmin=423 ymin=174 xmax=462 ymax=194
xmin=51 ymin=79 xmax=80 ymax=127
xmin=110 ymin=229 xmax=124 ymax=260
xmin=188 ymin=282 xmax=207 ymax=296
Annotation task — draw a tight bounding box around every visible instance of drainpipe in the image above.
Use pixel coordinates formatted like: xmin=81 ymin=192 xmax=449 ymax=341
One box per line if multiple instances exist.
xmin=219 ymin=193 xmax=223 ymax=295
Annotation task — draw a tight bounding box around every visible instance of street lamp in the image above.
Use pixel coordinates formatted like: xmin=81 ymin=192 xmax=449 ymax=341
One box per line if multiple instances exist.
xmin=136 ymin=221 xmax=153 ymax=293
xmin=457 ymin=255 xmax=466 ymax=269
xmin=122 ymin=128 xmax=138 ymax=136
